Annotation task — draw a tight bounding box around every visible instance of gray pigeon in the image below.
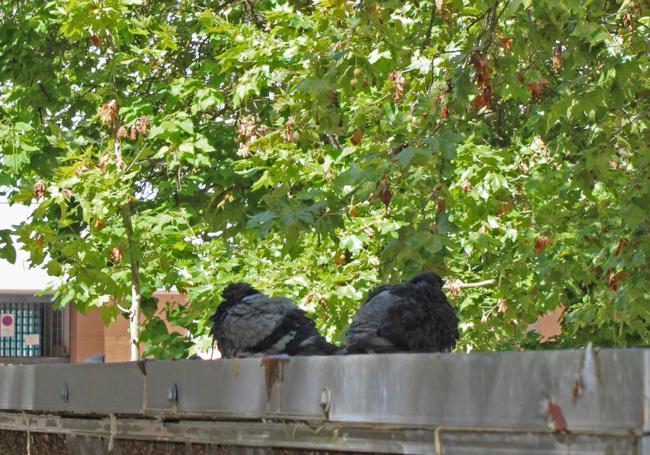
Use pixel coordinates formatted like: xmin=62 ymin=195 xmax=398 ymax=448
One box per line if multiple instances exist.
xmin=209 ymin=282 xmax=338 ymax=358
xmin=343 ymin=272 xmax=459 ymax=354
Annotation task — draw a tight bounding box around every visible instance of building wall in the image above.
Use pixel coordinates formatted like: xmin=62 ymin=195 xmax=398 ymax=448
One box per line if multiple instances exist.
xmin=69 ymin=291 xmax=190 ymax=363
xmin=69 ymin=309 xmax=105 ymax=363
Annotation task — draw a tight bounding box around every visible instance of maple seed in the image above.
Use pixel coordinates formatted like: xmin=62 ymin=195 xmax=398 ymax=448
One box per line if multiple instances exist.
xmin=371 ymin=177 xmax=392 ymax=208
xmin=109 ymin=246 xmax=124 ymax=263
xmin=527 ymin=77 xmax=550 ymax=100
xmin=447 ymin=279 xmax=462 ymax=298
xmin=607 ymin=271 xmax=625 ymax=291
xmin=351 ymin=129 xmax=363 ymax=145
xmin=534 ymin=236 xmax=551 ymax=255
xmin=98 ymin=100 xmax=118 ymax=126
xmin=90 ymin=34 xmax=102 ymax=48
xmin=472 ymin=53 xmax=491 ymax=83
xmin=131 ymin=116 xmax=151 ymax=138
xmin=497 ymin=201 xmax=514 ymax=216
xmin=389 ymin=71 xmax=406 ymax=102
xmin=471 ymin=53 xmax=492 ymax=109
xmin=436 ymin=198 xmax=446 ymax=214
xmin=33 ymin=181 xmax=46 ymax=199
xmin=500 ymin=37 xmax=513 ymax=54
xmin=333 ymin=252 xmax=346 ymax=266
xmin=552 ymin=43 xmax=563 ymax=73
xmin=236 ymin=116 xmax=271 ymax=157
xmin=284 ymin=117 xmax=295 ymax=142
xmin=98 ymin=154 xmax=111 ymax=173
xmin=379 ymin=188 xmax=392 ymax=207
xmin=74 ymin=166 xmax=88 ymax=178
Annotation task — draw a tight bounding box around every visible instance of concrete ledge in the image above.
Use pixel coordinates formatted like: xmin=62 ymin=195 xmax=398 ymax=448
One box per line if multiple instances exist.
xmin=0 ymin=349 xmax=647 ymax=453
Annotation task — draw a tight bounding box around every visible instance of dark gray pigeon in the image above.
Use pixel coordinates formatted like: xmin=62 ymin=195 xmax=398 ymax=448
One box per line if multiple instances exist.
xmin=209 ymin=282 xmax=338 ymax=358
xmin=83 ymin=353 xmax=105 ymax=363
xmin=343 ymin=272 xmax=459 ymax=354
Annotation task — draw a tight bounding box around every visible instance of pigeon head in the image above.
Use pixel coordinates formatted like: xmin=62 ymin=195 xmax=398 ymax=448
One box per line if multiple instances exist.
xmin=410 ymin=272 xmax=444 ymax=291
xmin=221 ymin=281 xmax=261 ymax=304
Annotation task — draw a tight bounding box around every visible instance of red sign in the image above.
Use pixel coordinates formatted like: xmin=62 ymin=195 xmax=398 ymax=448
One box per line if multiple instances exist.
xmin=1 ymin=313 xmax=14 ymax=338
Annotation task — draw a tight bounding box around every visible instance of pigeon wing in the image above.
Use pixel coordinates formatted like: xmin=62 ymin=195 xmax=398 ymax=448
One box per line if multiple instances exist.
xmin=344 ymin=290 xmax=403 ymax=353
xmin=216 ymin=295 xmax=291 ymax=357
xmin=250 ymin=297 xmax=337 ymax=355
xmin=377 ymin=297 xmax=431 ymax=352
xmin=426 ymin=291 xmax=460 ymax=352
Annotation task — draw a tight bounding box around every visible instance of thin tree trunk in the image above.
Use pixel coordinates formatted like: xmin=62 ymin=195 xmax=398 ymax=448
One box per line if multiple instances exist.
xmin=120 ymin=203 xmax=141 ymax=361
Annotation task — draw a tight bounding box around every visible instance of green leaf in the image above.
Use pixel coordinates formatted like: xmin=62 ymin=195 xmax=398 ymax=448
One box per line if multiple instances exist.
xmin=339 ymin=235 xmax=363 ymax=255
xmin=177 ymin=118 xmax=194 ymax=135
xmin=14 ymin=122 xmax=33 ymax=132
xmin=0 ymin=230 xmax=16 ymax=264
xmin=367 ymin=49 xmax=391 ymax=64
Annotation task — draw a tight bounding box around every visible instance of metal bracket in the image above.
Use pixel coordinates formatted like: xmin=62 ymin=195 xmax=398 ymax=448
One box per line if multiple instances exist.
xmin=59 ymin=383 xmax=68 ymax=402
xmin=319 ymin=387 xmax=331 ymax=419
xmin=167 ymin=383 xmax=178 ymax=404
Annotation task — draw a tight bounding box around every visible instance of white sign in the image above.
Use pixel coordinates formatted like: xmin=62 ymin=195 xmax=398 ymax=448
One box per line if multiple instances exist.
xmin=0 ymin=313 xmax=14 ymax=338
xmin=24 ymin=334 xmax=40 ymax=346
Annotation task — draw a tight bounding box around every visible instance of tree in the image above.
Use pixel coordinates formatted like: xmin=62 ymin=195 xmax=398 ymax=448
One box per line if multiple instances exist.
xmin=0 ymin=0 xmax=648 ymax=357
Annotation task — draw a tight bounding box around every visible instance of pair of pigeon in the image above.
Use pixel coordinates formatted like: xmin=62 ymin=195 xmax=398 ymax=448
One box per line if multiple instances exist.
xmin=209 ymin=272 xmax=459 ymax=358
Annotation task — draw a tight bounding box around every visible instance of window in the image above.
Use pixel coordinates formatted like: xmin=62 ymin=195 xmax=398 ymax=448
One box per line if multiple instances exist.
xmin=0 ymin=294 xmax=69 ymax=361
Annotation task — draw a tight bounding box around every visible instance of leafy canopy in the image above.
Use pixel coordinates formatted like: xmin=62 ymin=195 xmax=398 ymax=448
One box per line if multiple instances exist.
xmin=0 ymin=0 xmax=648 ymax=356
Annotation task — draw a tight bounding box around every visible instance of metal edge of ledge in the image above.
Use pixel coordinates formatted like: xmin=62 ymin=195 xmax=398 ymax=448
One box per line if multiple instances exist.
xmin=0 ymin=349 xmax=648 ymax=434
xmin=0 ymin=412 xmax=644 ymax=455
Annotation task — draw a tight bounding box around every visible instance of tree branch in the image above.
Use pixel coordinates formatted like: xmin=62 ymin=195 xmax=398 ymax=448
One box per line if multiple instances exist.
xmin=444 ymin=279 xmax=496 ymax=290
xmin=422 ymin=5 xmax=436 ymax=49
xmin=120 ymin=202 xmax=142 ymax=361
xmin=38 ymin=82 xmax=51 ymax=102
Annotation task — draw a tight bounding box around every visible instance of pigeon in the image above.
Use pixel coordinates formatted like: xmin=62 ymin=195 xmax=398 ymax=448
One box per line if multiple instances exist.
xmin=83 ymin=353 xmax=105 ymax=363
xmin=209 ymin=282 xmax=338 ymax=358
xmin=343 ymin=272 xmax=459 ymax=354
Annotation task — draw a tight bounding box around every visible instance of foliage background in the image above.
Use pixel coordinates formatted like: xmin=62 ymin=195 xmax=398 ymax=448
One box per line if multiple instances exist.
xmin=0 ymin=0 xmax=648 ymax=357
